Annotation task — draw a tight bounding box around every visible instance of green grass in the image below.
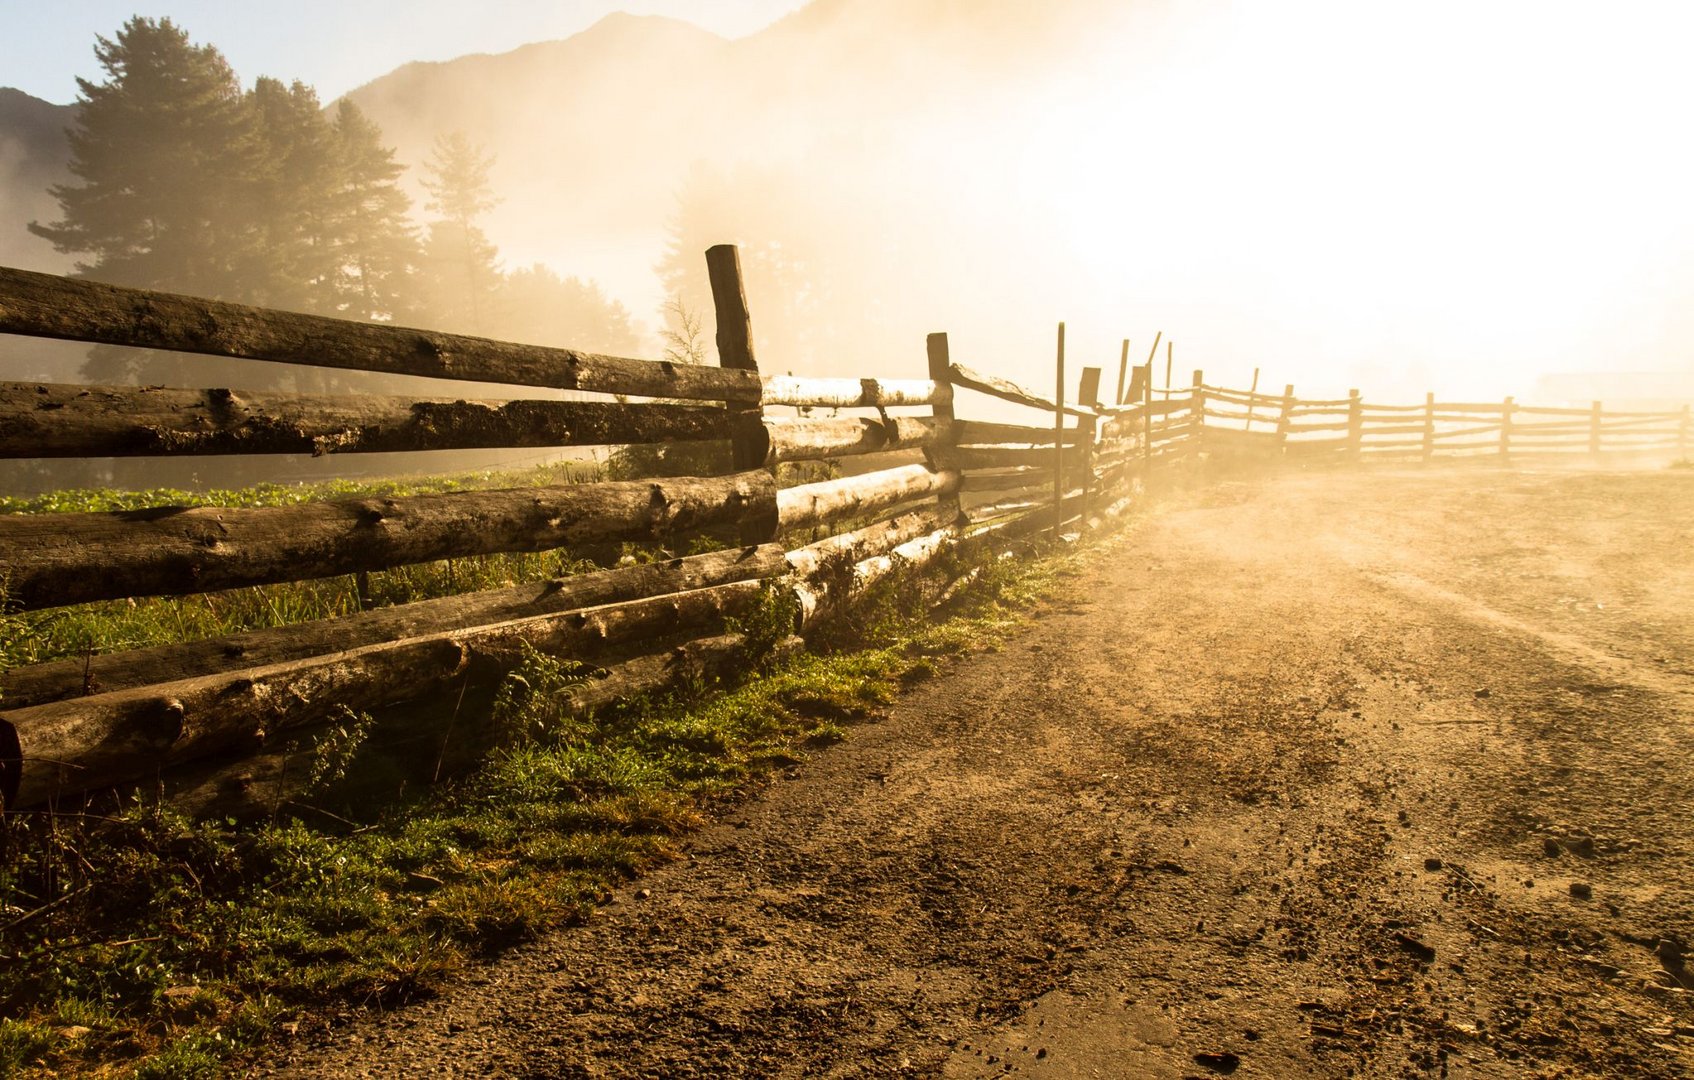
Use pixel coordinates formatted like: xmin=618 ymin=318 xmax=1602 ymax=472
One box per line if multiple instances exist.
xmin=0 ymin=460 xmax=678 ymax=674
xmin=0 ymin=512 xmax=1076 ymax=1078
xmin=0 ymin=454 xmax=844 ymax=675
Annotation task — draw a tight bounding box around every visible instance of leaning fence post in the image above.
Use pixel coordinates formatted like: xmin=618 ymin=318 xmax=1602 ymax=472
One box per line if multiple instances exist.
xmin=705 ymin=244 xmax=775 ymax=543
xmin=1499 ymin=395 xmax=1514 ymax=459
xmin=1276 ymin=384 xmax=1295 ymax=455
xmin=1141 ymin=362 xmax=1154 ymax=466
xmin=1422 ymin=392 xmax=1436 ymax=463
xmin=926 ymin=332 xmax=961 ymax=524
xmin=1589 ymin=400 xmax=1603 ymax=457
xmin=1190 ymin=369 xmax=1206 ymax=455
xmin=1053 ymin=322 xmax=1066 ymax=536
xmin=1077 ymin=366 xmax=1102 ymax=526
xmin=1114 ymin=339 xmax=1130 ymax=406
xmin=1346 ymin=389 xmax=1362 ymax=461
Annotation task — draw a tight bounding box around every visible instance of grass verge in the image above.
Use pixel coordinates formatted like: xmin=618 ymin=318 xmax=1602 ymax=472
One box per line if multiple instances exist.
xmin=0 ymin=530 xmax=1079 ymax=1078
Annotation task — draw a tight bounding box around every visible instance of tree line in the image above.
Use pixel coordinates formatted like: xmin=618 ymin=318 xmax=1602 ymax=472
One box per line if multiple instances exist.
xmin=27 ymin=17 xmax=640 ymax=389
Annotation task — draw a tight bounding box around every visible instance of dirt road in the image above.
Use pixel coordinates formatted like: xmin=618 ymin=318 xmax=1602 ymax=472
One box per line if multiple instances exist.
xmin=261 ymin=466 xmax=1694 ymax=1078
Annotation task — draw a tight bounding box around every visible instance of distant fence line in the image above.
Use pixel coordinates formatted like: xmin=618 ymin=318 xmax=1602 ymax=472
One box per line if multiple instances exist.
xmin=0 ymin=249 xmax=1686 ymax=815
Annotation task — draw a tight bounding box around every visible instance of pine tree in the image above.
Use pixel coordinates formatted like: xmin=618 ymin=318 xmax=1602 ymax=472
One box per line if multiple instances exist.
xmin=497 ymin=263 xmax=640 ymax=355
xmin=329 ymin=99 xmax=420 ymax=323
xmin=244 ymin=77 xmax=339 ymax=313
xmin=419 ymin=132 xmax=501 ymax=333
xmin=28 ymin=17 xmax=257 ymax=299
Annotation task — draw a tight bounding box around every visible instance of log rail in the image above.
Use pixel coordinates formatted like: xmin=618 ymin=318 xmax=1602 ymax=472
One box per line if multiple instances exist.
xmin=0 ymin=250 xmax=1685 ymax=814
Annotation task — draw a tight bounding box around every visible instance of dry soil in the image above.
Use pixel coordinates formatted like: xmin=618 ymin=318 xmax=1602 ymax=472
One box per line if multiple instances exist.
xmin=259 ymin=465 xmax=1694 ymax=1078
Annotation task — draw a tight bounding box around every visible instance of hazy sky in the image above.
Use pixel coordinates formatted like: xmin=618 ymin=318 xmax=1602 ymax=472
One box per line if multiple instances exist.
xmin=5 ymin=0 xmax=1693 ymax=401
xmin=1 ymin=0 xmax=805 ymax=105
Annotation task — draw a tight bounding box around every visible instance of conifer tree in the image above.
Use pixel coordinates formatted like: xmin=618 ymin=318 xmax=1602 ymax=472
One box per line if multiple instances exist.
xmin=329 ymin=99 xmax=420 ymax=323
xmin=419 ymin=131 xmax=501 ymax=333
xmin=29 ymin=17 xmax=257 ymax=299
xmin=245 ymin=77 xmax=339 ymax=313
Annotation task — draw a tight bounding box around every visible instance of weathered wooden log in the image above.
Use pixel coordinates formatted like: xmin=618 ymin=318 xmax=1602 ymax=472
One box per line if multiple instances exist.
xmin=1284 ymin=436 xmax=1351 ymax=453
xmin=0 ymin=471 xmax=777 ymax=611
xmin=1503 ymin=420 xmax=1593 ymax=434
xmin=793 ymin=524 xmax=958 ymax=628
xmin=949 ymin=362 xmax=1093 ymax=418
xmin=760 ymin=376 xmax=947 ymax=409
xmin=1429 ymin=423 xmax=1503 ymax=439
xmin=1357 ymin=439 xmax=1426 ymax=451
xmin=764 ymin=416 xmax=937 ymax=464
xmin=1 ymin=581 xmax=764 ymax=810
xmin=967 ymin=498 xmax=1043 ymax=523
xmin=784 ymin=508 xmax=950 ymax=579
xmin=1199 ymin=385 xmax=1286 ymax=407
xmin=1594 ymin=414 xmax=1687 ymax=432
xmin=1201 ymin=427 xmax=1283 ymax=447
xmin=164 ymin=631 xmax=804 ymax=821
xmin=925 ymin=333 xmax=962 ymax=521
xmin=0 ymin=545 xmax=787 ymax=709
xmin=1512 ymin=404 xmax=1605 ymax=417
xmin=1355 ymin=422 xmax=1429 ymax=437
xmin=958 ymin=468 xmax=1049 ymax=492
xmin=0 ymin=266 xmax=758 ymax=401
xmin=776 ymin=463 xmax=960 ymax=531
xmin=953 ymin=445 xmax=1060 ymax=470
xmin=954 ymin=420 xmax=1072 ymax=446
xmin=0 ymin=382 xmax=733 ymax=458
xmin=705 ymin=244 xmax=775 ymax=548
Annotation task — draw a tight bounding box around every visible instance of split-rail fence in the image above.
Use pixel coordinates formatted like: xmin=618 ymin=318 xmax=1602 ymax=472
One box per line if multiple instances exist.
xmin=0 ymin=246 xmax=1685 ymax=814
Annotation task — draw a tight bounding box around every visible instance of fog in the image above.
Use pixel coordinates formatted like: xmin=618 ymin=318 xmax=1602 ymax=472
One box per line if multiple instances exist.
xmin=8 ymin=0 xmax=1694 ymax=419
xmin=353 ymin=0 xmax=1692 ymax=406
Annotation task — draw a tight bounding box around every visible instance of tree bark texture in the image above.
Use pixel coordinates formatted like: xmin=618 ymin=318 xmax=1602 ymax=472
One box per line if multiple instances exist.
xmin=0 ymin=382 xmax=732 ymax=458
xmin=0 ymin=470 xmax=777 ymax=610
xmin=161 ymin=632 xmax=804 ymax=821
xmin=760 ymin=376 xmax=947 ymax=409
xmin=948 ymin=363 xmax=1093 ymax=419
xmin=783 ymin=508 xmax=950 ymax=580
xmin=0 ymin=266 xmax=759 ymax=401
xmin=764 ymin=416 xmax=937 ymax=464
xmin=793 ymin=524 xmax=958 ymax=629
xmin=775 ymin=464 xmax=960 ymax=531
xmin=0 ymin=545 xmax=787 ymax=709
xmin=953 ymin=420 xmax=1074 ymax=446
xmin=1 ymin=581 xmax=763 ymax=810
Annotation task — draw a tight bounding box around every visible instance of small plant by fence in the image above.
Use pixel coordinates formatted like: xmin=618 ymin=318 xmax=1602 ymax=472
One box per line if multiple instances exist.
xmin=0 ymin=247 xmax=1686 ymax=816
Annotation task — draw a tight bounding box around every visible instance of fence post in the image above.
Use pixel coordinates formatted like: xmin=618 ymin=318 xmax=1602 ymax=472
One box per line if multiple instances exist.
xmin=925 ymin=333 xmax=960 ymax=524
xmin=1590 ymin=400 xmax=1602 ymax=457
xmin=1142 ymin=362 xmax=1154 ymax=466
xmin=1053 ymin=322 xmax=1066 ymax=536
xmin=1346 ymin=389 xmax=1362 ymax=461
xmin=1276 ymin=383 xmax=1295 ymax=455
xmin=1422 ymin=392 xmax=1435 ymax=463
xmin=705 ymin=244 xmax=775 ymax=543
xmin=1190 ymin=369 xmax=1205 ymax=454
xmin=1114 ymin=339 xmax=1131 ymax=406
xmin=1077 ymin=366 xmax=1102 ymax=526
xmin=1499 ymin=395 xmax=1514 ymax=459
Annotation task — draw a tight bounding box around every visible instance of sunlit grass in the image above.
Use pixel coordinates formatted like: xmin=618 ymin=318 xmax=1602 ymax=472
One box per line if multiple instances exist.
xmin=0 ymin=528 xmax=1076 ymax=1078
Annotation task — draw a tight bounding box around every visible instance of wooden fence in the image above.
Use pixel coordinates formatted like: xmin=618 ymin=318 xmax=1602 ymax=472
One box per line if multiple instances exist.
xmin=0 ymin=249 xmax=1686 ymax=814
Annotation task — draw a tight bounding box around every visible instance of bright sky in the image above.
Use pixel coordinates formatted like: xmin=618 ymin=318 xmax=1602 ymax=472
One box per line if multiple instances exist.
xmin=986 ymin=0 xmax=1694 ymax=397
xmin=0 ymin=0 xmax=804 ymax=105
xmin=4 ymin=0 xmax=1692 ymax=399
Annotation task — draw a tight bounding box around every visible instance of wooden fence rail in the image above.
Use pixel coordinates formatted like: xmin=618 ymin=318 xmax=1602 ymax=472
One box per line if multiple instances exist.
xmin=0 ymin=245 xmax=1687 ymax=815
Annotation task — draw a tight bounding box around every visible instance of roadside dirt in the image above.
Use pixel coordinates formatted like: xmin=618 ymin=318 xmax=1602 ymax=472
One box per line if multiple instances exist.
xmin=259 ymin=465 xmax=1694 ymax=1078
